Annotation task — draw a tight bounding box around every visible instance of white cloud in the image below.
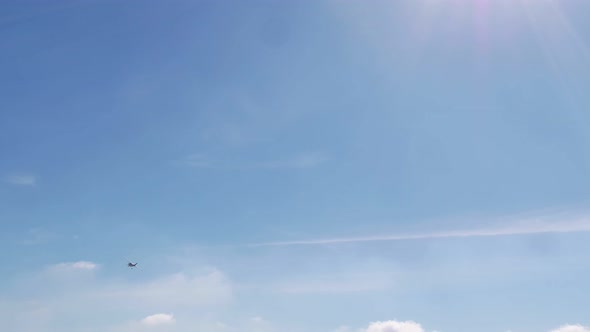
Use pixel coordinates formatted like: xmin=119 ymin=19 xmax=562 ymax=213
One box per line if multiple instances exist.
xmin=363 ymin=320 xmax=425 ymax=332
xmin=39 ymin=261 xmax=100 ymax=285
xmin=349 ymin=322 xmax=590 ymax=332
xmin=106 ymin=317 xmax=233 ymax=332
xmin=551 ymin=325 xmax=590 ymax=332
xmin=335 ymin=320 xmax=429 ymax=332
xmin=140 ymin=313 xmax=176 ymax=326
xmin=120 ymin=316 xmax=273 ymax=332
xmin=3 ymin=174 xmax=36 ymax=186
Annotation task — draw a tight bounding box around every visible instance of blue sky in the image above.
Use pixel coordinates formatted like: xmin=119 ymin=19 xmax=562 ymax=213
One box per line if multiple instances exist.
xmin=2 ymin=0 xmax=590 ymax=331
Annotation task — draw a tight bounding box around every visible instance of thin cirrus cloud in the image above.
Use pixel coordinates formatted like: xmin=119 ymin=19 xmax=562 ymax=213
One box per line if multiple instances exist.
xmin=178 ymin=152 xmax=328 ymax=170
xmin=2 ymin=174 xmax=36 ymax=186
xmin=22 ymin=228 xmax=59 ymax=245
xmin=252 ymin=152 xmax=329 ymax=169
xmin=333 ymin=326 xmax=352 ymax=332
xmin=276 ymin=272 xmax=395 ymax=294
xmin=251 ymin=213 xmax=590 ymax=247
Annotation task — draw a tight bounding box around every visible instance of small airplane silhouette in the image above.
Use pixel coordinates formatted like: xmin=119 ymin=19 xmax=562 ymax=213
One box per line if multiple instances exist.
xmin=125 ymin=257 xmax=140 ymax=269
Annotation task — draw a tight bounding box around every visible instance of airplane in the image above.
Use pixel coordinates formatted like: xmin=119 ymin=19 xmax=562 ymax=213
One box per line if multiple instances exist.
xmin=125 ymin=257 xmax=139 ymax=269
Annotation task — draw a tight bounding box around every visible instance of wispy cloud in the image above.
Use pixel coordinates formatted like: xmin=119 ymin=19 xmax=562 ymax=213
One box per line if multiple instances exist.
xmin=3 ymin=264 xmax=233 ymax=332
xmin=246 ymin=316 xmax=274 ymax=332
xmin=177 ymin=152 xmax=328 ymax=170
xmin=250 ymin=316 xmax=267 ymax=324
xmin=22 ymin=228 xmax=58 ymax=245
xmin=333 ymin=326 xmax=352 ymax=332
xmin=49 ymin=261 xmax=99 ymax=272
xmin=252 ymin=152 xmax=328 ymax=169
xmin=182 ymin=154 xmax=213 ymax=168
xmin=2 ymin=174 xmax=36 ymax=186
xmin=251 ymin=213 xmax=590 ymax=247
xmin=276 ymin=272 xmax=395 ymax=294
xmin=42 ymin=261 xmax=100 ymax=282
xmin=96 ymin=268 xmax=233 ymax=308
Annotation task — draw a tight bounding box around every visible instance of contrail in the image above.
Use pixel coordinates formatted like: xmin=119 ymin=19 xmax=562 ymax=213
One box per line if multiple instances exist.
xmin=249 ymin=218 xmax=590 ymax=247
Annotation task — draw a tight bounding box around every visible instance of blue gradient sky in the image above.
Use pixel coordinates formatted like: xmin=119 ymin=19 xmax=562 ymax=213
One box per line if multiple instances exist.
xmin=2 ymin=1 xmax=590 ymax=332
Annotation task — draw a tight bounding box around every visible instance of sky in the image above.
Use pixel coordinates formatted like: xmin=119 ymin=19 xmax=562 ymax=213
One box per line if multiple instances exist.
xmin=1 ymin=0 xmax=590 ymax=331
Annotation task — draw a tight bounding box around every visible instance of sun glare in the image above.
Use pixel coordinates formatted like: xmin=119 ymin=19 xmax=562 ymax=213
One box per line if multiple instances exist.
xmin=405 ymin=0 xmax=589 ymax=64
